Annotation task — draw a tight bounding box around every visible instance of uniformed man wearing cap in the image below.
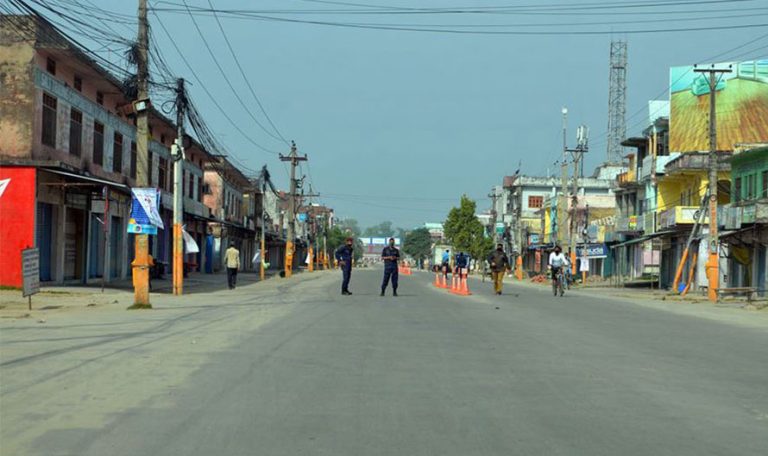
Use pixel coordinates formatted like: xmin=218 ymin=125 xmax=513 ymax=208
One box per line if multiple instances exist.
xmin=380 ymin=237 xmax=400 ymax=297
xmin=335 ymin=237 xmax=355 ymax=295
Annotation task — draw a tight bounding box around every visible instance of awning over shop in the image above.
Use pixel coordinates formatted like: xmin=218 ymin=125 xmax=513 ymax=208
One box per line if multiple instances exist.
xmin=40 ymin=168 xmax=130 ymax=192
xmin=610 ymin=230 xmax=672 ymax=249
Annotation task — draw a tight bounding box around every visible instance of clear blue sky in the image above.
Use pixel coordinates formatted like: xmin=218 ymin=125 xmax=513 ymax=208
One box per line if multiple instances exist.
xmin=78 ymin=1 xmax=768 ymax=228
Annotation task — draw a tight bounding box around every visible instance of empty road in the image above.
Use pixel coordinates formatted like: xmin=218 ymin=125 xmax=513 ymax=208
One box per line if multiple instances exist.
xmin=1 ymin=269 xmax=766 ymax=455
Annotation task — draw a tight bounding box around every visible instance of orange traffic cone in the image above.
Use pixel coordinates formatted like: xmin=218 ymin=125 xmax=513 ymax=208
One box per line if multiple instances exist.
xmin=434 ymin=271 xmax=440 ymax=287
xmin=455 ymin=273 xmax=472 ymax=296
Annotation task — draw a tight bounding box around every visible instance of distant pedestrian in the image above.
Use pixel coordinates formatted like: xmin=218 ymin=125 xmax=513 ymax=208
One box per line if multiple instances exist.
xmin=455 ymin=251 xmax=468 ymax=275
xmin=487 ymin=243 xmax=510 ymax=295
xmin=225 ymin=243 xmax=240 ymax=290
xmin=381 ymin=237 xmax=400 ymax=296
xmin=335 ymin=237 xmax=355 ymax=295
xmin=441 ymin=249 xmax=451 ymax=281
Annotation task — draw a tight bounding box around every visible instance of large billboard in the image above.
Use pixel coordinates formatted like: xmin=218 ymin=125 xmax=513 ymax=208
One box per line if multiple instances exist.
xmin=669 ymin=59 xmax=768 ymax=152
xmin=0 ymin=167 xmax=36 ymax=287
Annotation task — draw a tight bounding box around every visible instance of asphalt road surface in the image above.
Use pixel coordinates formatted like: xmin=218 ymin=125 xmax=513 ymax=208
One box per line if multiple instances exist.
xmin=1 ymin=269 xmax=767 ymax=455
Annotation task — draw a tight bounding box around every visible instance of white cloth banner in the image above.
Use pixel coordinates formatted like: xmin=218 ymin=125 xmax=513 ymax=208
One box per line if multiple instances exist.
xmin=252 ymin=251 xmax=261 ymax=265
xmin=181 ymin=228 xmax=199 ymax=253
xmin=580 ymin=258 xmax=590 ymax=273
xmin=132 ymin=188 xmax=164 ymax=229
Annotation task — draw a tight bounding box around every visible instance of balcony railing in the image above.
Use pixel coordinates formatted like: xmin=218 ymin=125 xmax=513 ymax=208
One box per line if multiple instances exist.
xmin=665 ymin=152 xmax=730 ymax=174
xmin=658 ymin=206 xmax=707 ymax=228
xmin=719 ymin=201 xmax=768 ymax=229
xmin=617 ymin=170 xmax=637 ymax=187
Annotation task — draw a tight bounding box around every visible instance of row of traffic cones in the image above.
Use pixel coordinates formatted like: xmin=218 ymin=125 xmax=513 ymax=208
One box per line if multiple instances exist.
xmin=433 ymin=271 xmax=471 ymax=296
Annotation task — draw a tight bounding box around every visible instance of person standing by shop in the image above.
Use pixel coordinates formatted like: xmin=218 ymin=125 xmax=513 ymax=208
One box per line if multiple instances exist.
xmin=225 ymin=243 xmax=241 ymax=290
xmin=381 ymin=237 xmax=400 ymax=296
xmin=487 ymin=243 xmax=510 ymax=295
xmin=335 ymin=237 xmax=355 ymax=295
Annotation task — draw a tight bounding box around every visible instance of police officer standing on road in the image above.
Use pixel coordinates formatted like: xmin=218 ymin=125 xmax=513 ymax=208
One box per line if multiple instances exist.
xmin=487 ymin=243 xmax=510 ymax=295
xmin=381 ymin=237 xmax=400 ymax=297
xmin=335 ymin=237 xmax=355 ymax=295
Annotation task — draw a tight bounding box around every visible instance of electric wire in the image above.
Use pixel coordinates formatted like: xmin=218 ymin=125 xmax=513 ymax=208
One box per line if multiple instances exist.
xmin=206 ymin=0 xmax=289 ymax=145
xmin=179 ymin=0 xmax=287 ymax=146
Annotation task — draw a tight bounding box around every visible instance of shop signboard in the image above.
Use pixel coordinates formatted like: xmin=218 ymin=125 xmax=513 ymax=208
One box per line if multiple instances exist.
xmin=576 ymin=243 xmax=608 ymax=259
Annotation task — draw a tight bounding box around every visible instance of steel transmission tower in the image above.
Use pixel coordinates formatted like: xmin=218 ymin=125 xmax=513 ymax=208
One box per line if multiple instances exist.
xmin=606 ymin=40 xmax=628 ymax=164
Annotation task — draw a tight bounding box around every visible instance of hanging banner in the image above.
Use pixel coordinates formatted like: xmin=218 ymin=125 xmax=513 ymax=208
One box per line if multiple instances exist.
xmin=127 ymin=188 xmax=163 ymax=235
xmin=182 ymin=228 xmax=199 ymax=253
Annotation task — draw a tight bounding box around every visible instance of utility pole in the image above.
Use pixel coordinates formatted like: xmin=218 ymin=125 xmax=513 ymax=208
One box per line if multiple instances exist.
xmin=558 ymin=107 xmax=568 ymax=247
xmin=172 ymin=78 xmax=186 ymax=296
xmin=131 ymin=0 xmax=151 ymax=308
xmin=488 ymin=189 xmax=499 ymax=243
xmin=569 ymin=124 xmax=589 ymax=276
xmin=279 ymin=141 xmax=307 ymax=278
xmin=694 ymin=64 xmax=732 ymax=302
xmin=260 ymin=168 xmax=267 ymax=281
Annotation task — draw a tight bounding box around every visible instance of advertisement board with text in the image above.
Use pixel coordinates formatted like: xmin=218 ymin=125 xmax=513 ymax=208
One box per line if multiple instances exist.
xmin=669 ymin=59 xmax=768 ymax=152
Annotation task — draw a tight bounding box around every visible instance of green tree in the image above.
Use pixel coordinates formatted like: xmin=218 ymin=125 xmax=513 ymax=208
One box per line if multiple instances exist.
xmin=336 ymin=218 xmax=362 ymax=237
xmin=443 ymin=195 xmax=494 ymax=262
xmin=327 ymin=225 xmax=364 ymax=262
xmin=363 ymin=221 xmax=394 ymax=237
xmin=403 ymin=228 xmax=433 ymax=264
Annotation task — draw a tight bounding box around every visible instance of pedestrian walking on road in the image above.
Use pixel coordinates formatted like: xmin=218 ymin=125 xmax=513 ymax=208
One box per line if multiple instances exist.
xmin=381 ymin=237 xmax=400 ymax=296
xmin=335 ymin=237 xmax=355 ymax=295
xmin=441 ymin=249 xmax=451 ymax=282
xmin=455 ymin=251 xmax=468 ymax=276
xmin=487 ymin=243 xmax=510 ymax=295
xmin=225 ymin=243 xmax=241 ymax=290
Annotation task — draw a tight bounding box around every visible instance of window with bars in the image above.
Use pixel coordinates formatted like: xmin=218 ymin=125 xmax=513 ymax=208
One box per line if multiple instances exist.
xmin=159 ymin=158 xmax=168 ymax=191
xmin=148 ymin=151 xmax=154 ymax=187
xmin=46 ymin=57 xmax=56 ymax=75
xmin=73 ymin=75 xmax=82 ymax=92
xmin=528 ymin=195 xmax=543 ymax=209
xmin=42 ymin=93 xmax=57 ymax=147
xmin=112 ymin=132 xmax=123 ymax=173
xmin=188 ymin=173 xmax=194 ymax=199
xmin=93 ymin=121 xmax=104 ymax=165
xmin=130 ymin=141 xmax=137 ymax=179
xmin=762 ymin=171 xmax=768 ymax=200
xmin=69 ymin=109 xmax=82 ymax=156
xmin=197 ymin=176 xmax=203 ymax=202
xmin=96 ymin=91 xmax=104 ymax=105
xmin=746 ymin=173 xmax=757 ymax=200
xmin=735 ymin=177 xmax=742 ymax=203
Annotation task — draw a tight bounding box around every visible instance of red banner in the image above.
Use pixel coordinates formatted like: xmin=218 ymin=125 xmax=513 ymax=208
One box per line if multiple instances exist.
xmin=0 ymin=167 xmax=36 ymax=287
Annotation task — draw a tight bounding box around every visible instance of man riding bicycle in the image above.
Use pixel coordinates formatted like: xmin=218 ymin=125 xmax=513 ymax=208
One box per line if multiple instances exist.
xmin=548 ymin=245 xmax=570 ymax=290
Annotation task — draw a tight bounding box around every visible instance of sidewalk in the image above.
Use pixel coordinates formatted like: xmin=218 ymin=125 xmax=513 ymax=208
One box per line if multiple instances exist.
xmin=0 ymin=269 xmax=294 ymax=320
xmin=485 ymin=273 xmax=768 ymax=329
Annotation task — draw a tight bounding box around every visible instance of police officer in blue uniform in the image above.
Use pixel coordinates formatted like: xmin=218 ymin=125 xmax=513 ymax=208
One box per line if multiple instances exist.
xmin=335 ymin=237 xmax=354 ymax=295
xmin=380 ymin=237 xmax=400 ymax=296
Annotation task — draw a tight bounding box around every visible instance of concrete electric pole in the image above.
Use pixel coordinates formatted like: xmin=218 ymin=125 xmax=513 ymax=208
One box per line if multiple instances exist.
xmin=569 ymin=125 xmax=589 ymax=275
xmin=260 ymin=168 xmax=267 ymax=281
xmin=280 ymin=141 xmax=307 ymax=278
xmin=558 ymin=107 xmax=568 ymax=247
xmin=488 ymin=190 xmax=499 ymax=243
xmin=694 ymin=64 xmax=732 ymax=302
xmin=172 ymin=78 xmax=186 ymax=296
xmin=131 ymin=0 xmax=151 ymax=308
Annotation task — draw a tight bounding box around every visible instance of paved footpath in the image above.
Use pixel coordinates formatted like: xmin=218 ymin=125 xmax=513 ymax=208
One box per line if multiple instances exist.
xmin=1 ymin=269 xmax=766 ymax=455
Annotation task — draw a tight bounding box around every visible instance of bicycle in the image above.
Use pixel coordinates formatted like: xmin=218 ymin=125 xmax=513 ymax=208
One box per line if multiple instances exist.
xmin=552 ymin=268 xmax=565 ymax=297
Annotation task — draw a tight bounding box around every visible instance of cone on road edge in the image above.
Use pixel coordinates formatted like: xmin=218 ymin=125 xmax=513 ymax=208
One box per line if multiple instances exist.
xmin=451 ymin=273 xmax=472 ymax=296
